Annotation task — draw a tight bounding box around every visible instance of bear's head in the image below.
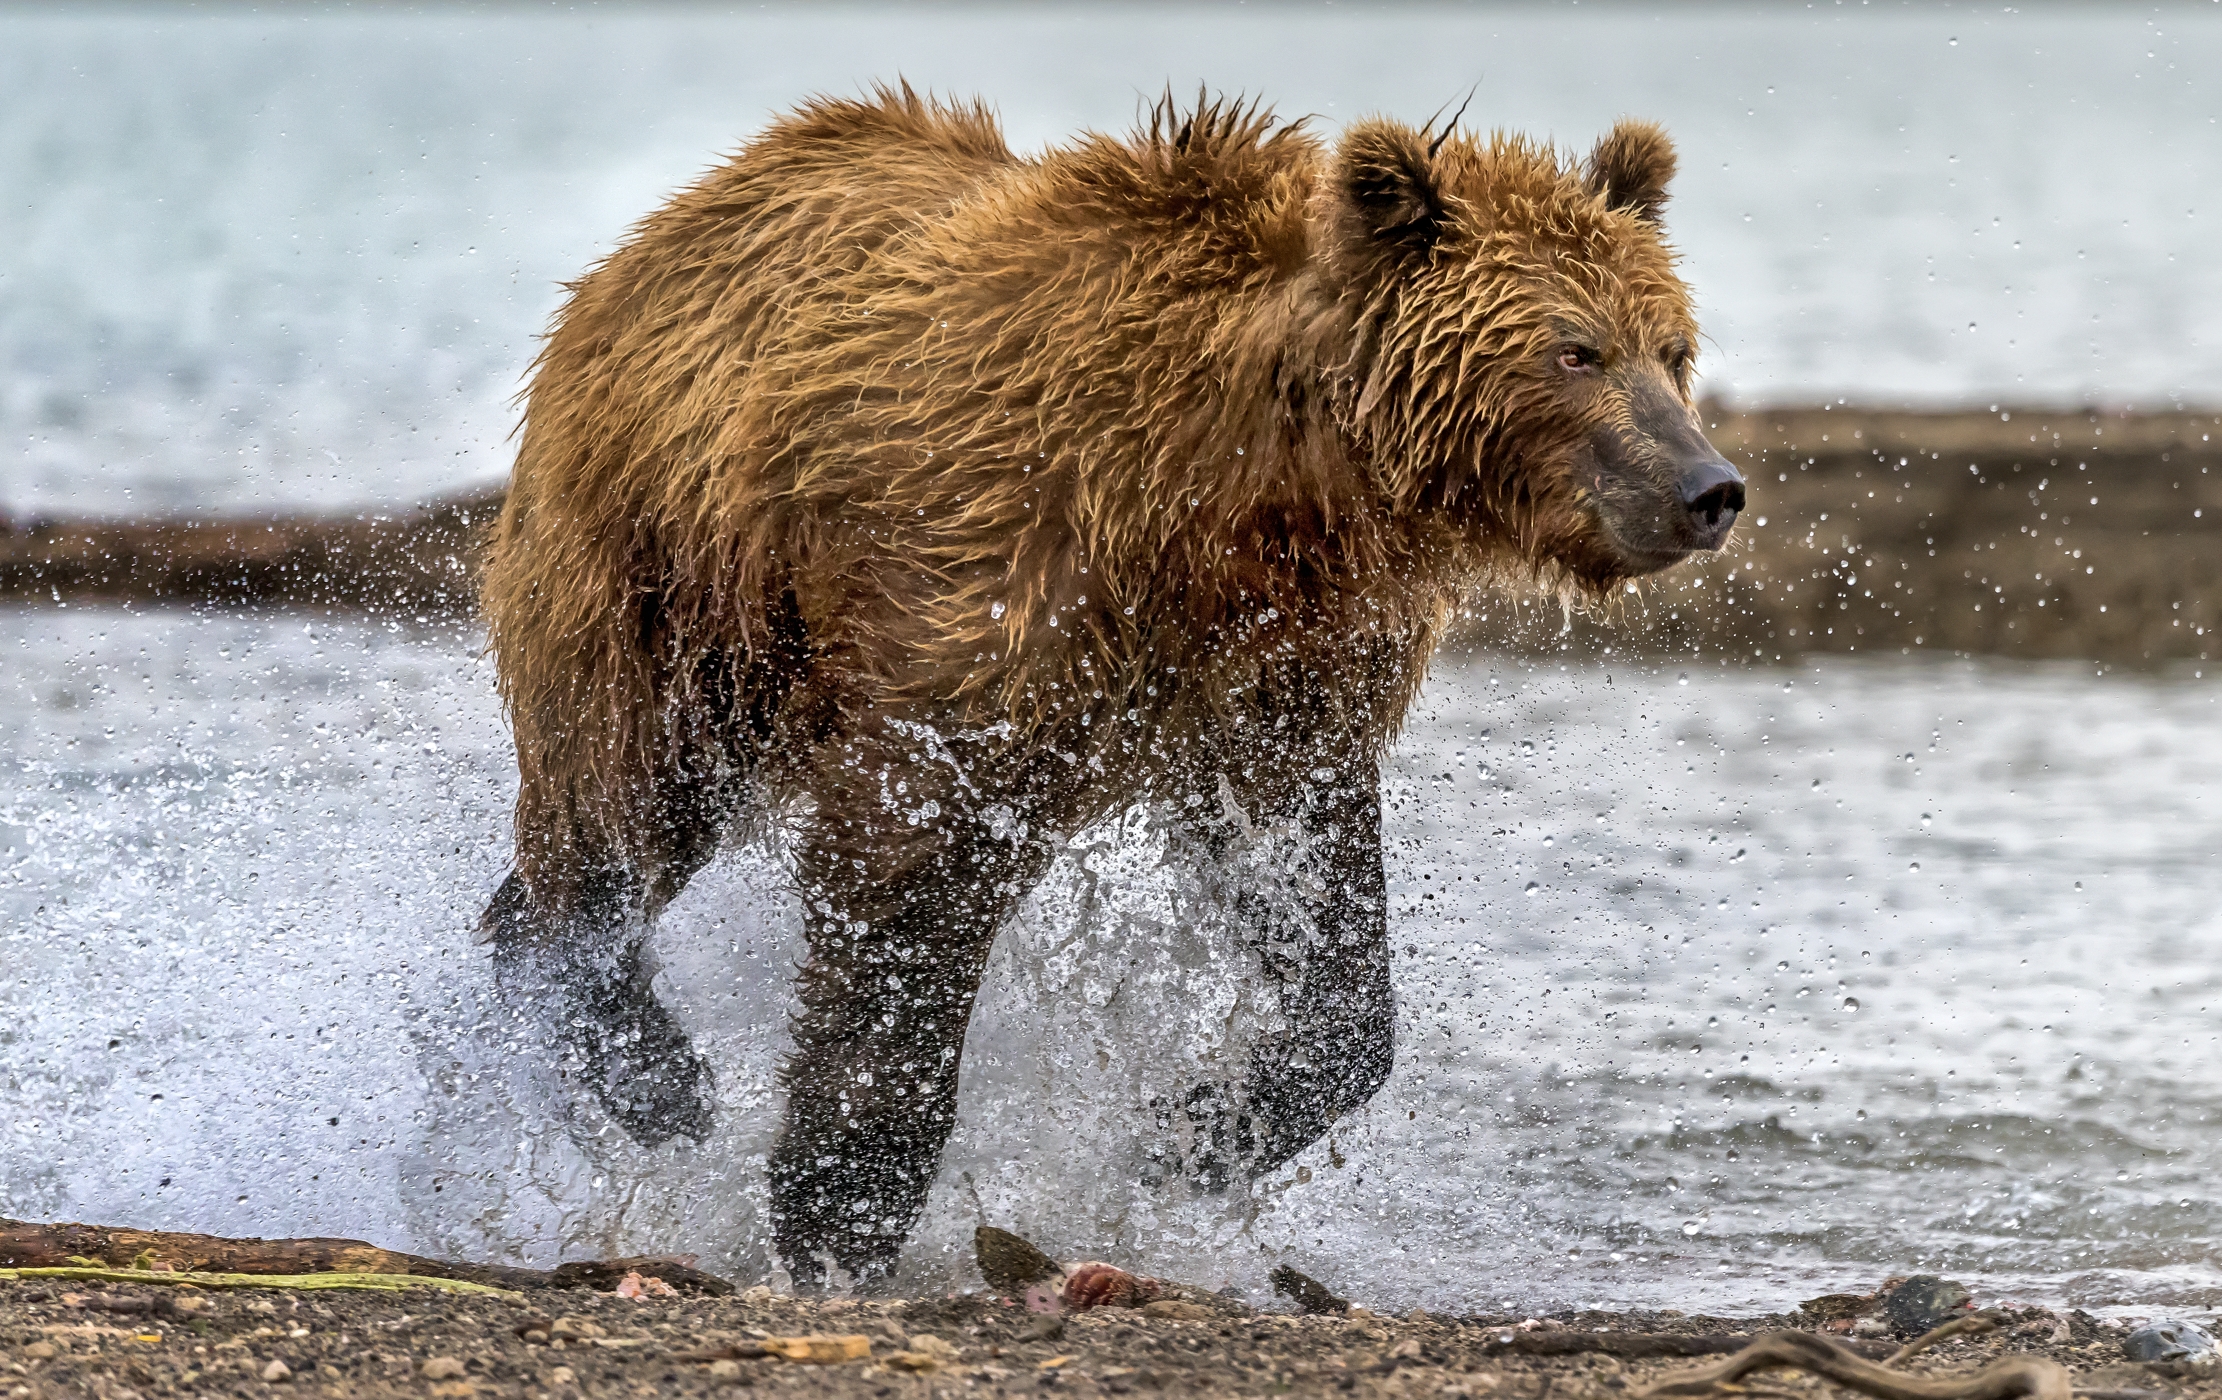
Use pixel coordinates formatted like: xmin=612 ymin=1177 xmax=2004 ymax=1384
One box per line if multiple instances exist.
xmin=1320 ymin=116 xmax=1744 ymax=589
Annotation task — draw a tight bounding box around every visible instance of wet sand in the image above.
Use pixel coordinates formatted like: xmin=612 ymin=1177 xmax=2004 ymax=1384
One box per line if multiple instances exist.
xmin=4 ymin=1279 xmax=2211 ymax=1400
xmin=4 ymin=406 xmax=2218 ymax=664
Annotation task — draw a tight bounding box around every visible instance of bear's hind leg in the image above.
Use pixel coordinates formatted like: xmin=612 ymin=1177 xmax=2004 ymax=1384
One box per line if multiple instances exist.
xmin=485 ymin=862 xmax=716 ymax=1147
xmin=485 ymin=639 xmax=786 ymax=1148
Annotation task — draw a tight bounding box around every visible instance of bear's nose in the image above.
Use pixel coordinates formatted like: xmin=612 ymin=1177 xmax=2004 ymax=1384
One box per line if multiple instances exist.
xmin=1677 ymin=456 xmax=1745 ymax=546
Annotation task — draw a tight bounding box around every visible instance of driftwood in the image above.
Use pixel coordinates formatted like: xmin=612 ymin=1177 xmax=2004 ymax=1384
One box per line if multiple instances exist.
xmin=1479 ymin=1330 xmax=1895 ymax=1362
xmin=0 ymin=1217 xmax=732 ymax=1296
xmin=1636 ymin=1329 xmax=2072 ymax=1400
xmin=0 ymin=1266 xmax=515 ymax=1296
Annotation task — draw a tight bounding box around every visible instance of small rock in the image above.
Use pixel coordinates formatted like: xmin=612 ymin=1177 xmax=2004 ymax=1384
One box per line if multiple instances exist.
xmin=1020 ymin=1314 xmax=1066 ymax=1342
xmin=1140 ymin=1299 xmax=1215 ymax=1321
xmin=247 ymin=1299 xmax=278 ymax=1315
xmin=23 ymin=1343 xmax=54 ymax=1361
xmin=1391 ymin=1338 xmax=1425 ymax=1361
xmin=260 ymin=1359 xmax=291 ymax=1383
xmin=548 ymin=1317 xmax=607 ymax=1340
xmin=1270 ymin=1266 xmax=1349 ymax=1317
xmin=1851 ymin=1317 xmax=1892 ymax=1338
xmin=1408 ymin=1308 xmax=1434 ymax=1326
xmin=1884 ymin=1276 xmax=1973 ymax=1335
xmin=756 ymin=1334 xmax=872 ymax=1364
xmin=885 ymin=1351 xmax=943 ymax=1373
xmin=2124 ymin=1319 xmax=2219 ymax=1364
xmin=707 ymin=1359 xmax=743 ymax=1383
xmin=549 ymin=1367 xmax=576 ymax=1386
xmin=905 ymin=1335 xmax=959 ymax=1362
xmin=1799 ymin=1293 xmax=1878 ymax=1322
xmin=976 ymin=1226 xmax=1063 ymax=1297
xmin=421 ymin=1357 xmax=468 ymax=1380
xmin=740 ymin=1285 xmax=775 ymax=1304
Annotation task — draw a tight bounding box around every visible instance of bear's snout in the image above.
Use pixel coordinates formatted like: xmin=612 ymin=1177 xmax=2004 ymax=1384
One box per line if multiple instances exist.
xmin=1676 ymin=456 xmax=1746 ymax=550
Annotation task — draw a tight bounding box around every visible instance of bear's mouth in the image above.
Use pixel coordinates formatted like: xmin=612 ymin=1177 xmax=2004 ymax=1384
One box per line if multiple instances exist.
xmin=1586 ymin=455 xmax=1745 ymax=577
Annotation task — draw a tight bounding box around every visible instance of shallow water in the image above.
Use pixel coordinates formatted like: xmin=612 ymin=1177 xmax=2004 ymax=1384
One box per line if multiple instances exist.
xmin=5 ymin=611 xmax=2217 ymax=1316
xmin=3 ymin=4 xmax=2220 ymax=517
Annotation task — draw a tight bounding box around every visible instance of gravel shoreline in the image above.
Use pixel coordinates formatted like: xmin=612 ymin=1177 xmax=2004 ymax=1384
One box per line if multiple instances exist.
xmin=7 ymin=1280 xmax=2218 ymax=1400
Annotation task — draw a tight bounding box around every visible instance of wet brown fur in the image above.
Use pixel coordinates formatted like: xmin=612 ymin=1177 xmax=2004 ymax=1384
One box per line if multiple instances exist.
xmin=482 ymin=87 xmax=1703 ymax=906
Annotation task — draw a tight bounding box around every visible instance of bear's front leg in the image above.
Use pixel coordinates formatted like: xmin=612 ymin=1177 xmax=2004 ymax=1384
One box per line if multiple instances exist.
xmin=1179 ymin=755 xmax=1395 ymax=1186
xmin=769 ymin=781 xmax=1052 ymax=1290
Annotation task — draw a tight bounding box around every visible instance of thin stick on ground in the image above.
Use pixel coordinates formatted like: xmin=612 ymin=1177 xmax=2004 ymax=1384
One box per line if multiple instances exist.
xmin=1637 ymin=1330 xmax=2071 ymax=1400
xmin=0 ymin=1266 xmax=515 ymax=1296
xmin=1890 ymin=1314 xmax=2004 ymax=1366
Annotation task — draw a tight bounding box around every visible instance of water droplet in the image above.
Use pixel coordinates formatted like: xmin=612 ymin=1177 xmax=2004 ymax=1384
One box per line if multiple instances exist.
xmin=1523 ymin=882 xmax=1539 ymax=897
xmin=1842 ymin=997 xmax=1860 ymax=1013
xmin=1682 ymin=1220 xmax=1702 ymax=1237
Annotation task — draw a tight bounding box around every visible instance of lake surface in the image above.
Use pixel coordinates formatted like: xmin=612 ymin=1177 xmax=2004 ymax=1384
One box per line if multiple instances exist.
xmin=3 ymin=3 xmax=2220 ymax=518
xmin=5 ymin=610 xmax=2217 ymax=1316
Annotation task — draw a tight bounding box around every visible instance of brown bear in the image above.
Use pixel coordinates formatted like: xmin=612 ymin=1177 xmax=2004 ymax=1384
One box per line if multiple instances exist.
xmin=477 ymin=86 xmax=1743 ymax=1288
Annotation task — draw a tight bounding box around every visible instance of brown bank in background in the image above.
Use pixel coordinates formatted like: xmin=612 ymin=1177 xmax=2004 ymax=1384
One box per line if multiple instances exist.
xmin=3 ymin=406 xmax=2219 ymax=667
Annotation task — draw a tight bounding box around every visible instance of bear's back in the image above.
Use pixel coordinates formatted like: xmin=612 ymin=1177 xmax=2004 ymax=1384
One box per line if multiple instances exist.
xmin=507 ymin=87 xmax=1019 ymax=524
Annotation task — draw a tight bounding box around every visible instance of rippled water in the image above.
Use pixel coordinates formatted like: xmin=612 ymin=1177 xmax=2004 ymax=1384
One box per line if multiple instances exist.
xmin=3 ymin=4 xmax=2220 ymax=517
xmin=6 ymin=611 xmax=2216 ymax=1315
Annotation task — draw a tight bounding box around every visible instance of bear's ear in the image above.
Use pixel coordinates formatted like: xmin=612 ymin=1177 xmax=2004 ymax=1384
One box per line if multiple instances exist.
xmin=1585 ymin=119 xmax=1676 ymax=225
xmin=1337 ymin=121 xmax=1448 ymax=254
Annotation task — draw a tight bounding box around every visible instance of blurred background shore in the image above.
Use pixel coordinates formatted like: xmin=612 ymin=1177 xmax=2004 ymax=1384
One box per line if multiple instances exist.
xmin=9 ymin=402 xmax=2215 ymax=668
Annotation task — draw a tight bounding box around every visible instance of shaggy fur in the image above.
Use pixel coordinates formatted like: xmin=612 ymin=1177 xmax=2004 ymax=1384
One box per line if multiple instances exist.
xmin=478 ymin=86 xmax=1741 ymax=1287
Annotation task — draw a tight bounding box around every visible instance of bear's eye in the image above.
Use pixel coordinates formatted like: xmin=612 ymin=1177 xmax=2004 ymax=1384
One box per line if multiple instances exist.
xmin=1557 ymin=346 xmax=1599 ymax=373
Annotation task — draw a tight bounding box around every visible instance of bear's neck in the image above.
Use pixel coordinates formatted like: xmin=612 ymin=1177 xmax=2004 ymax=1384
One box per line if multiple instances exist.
xmin=1136 ymin=271 xmax=1484 ymax=631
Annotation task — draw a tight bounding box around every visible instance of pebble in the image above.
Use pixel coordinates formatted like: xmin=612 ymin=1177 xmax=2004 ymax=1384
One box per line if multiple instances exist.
xmin=549 ymin=1317 xmax=607 ymax=1340
xmin=708 ymin=1359 xmax=744 ymax=1384
xmin=422 ymin=1356 xmax=467 ymax=1380
xmin=1884 ymin=1276 xmax=1973 ymax=1335
xmin=22 ymin=1344 xmax=53 ymax=1361
xmin=549 ymin=1366 xmax=576 ymax=1386
xmin=1140 ymin=1300 xmax=1215 ymax=1321
xmin=756 ymin=1334 xmax=872 ymax=1364
xmin=260 ymin=1360 xmax=291 ymax=1383
xmin=884 ymin=1351 xmax=944 ymax=1373
xmin=908 ymin=1335 xmax=959 ymax=1361
xmin=2124 ymin=1319 xmax=2219 ymax=1364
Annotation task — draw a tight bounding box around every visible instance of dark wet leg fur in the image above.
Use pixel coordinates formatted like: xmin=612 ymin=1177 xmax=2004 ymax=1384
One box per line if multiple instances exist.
xmin=1167 ymin=756 xmax=1395 ymax=1189
xmin=484 ymin=868 xmax=717 ymax=1147
xmin=767 ymin=755 xmax=1055 ymax=1290
xmin=483 ymin=596 xmax=808 ymax=1147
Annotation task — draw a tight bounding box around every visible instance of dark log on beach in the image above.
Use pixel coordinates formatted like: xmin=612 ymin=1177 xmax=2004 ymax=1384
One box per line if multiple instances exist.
xmin=7 ymin=407 xmax=2222 ymax=665
xmin=0 ymin=489 xmax=498 ymax=616
xmin=0 ymin=1216 xmax=733 ymax=1296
